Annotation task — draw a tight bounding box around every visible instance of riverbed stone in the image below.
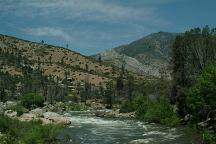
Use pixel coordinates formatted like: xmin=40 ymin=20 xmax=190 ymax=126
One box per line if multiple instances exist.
xmin=5 ymin=101 xmax=17 ymax=107
xmin=95 ymin=111 xmax=105 ymax=117
xmin=43 ymin=112 xmax=71 ymax=125
xmin=30 ymin=108 xmax=44 ymax=117
xmin=4 ymin=110 xmax=17 ymax=118
xmin=128 ymin=138 xmax=154 ymax=144
xmin=19 ymin=113 xmax=38 ymax=122
xmin=39 ymin=118 xmax=53 ymax=125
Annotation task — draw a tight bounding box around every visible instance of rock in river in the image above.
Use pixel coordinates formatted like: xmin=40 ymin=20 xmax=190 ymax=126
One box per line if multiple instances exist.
xmin=43 ymin=112 xmax=71 ymax=125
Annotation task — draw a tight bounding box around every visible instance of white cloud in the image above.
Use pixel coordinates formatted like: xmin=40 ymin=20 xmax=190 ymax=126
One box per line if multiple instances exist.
xmin=0 ymin=0 xmax=175 ymax=55
xmin=0 ymin=0 xmax=170 ymax=26
xmin=24 ymin=27 xmax=71 ymax=41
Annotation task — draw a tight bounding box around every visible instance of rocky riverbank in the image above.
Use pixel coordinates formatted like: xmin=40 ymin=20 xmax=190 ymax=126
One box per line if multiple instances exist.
xmin=95 ymin=109 xmax=136 ymax=119
xmin=1 ymin=100 xmax=136 ymax=125
xmin=1 ymin=101 xmax=71 ymax=125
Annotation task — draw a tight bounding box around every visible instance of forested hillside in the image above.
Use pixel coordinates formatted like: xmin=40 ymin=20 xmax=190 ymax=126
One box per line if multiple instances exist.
xmin=0 ymin=34 xmax=149 ymax=105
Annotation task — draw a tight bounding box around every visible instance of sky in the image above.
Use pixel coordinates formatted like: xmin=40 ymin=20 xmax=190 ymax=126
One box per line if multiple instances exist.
xmin=0 ymin=0 xmax=215 ymax=56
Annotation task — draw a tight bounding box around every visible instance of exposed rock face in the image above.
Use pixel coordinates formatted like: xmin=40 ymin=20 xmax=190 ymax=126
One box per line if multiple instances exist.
xmin=95 ymin=49 xmax=163 ymax=76
xmin=94 ymin=32 xmax=180 ymax=77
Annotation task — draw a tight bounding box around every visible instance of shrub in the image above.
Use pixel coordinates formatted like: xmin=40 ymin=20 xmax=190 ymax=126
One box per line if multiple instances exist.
xmin=119 ymin=101 xmax=135 ymax=113
xmin=0 ymin=116 xmax=10 ymax=132
xmin=133 ymin=96 xmax=148 ymax=120
xmin=7 ymin=104 xmax=27 ymax=116
xmin=133 ymin=96 xmax=180 ymax=126
xmin=0 ymin=115 xmax=62 ymax=144
xmin=185 ymin=63 xmax=216 ymax=121
xmin=68 ymin=103 xmax=86 ymax=111
xmin=21 ymin=93 xmax=45 ymax=109
xmin=202 ymin=130 xmax=216 ymax=144
xmin=144 ymin=102 xmax=179 ymax=126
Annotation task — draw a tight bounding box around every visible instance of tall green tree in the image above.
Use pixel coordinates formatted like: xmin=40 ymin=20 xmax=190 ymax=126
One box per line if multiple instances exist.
xmin=104 ymin=81 xmax=114 ymax=109
xmin=116 ymin=73 xmax=124 ymax=97
xmin=126 ymin=75 xmax=134 ymax=103
xmin=171 ymin=26 xmax=216 ymax=116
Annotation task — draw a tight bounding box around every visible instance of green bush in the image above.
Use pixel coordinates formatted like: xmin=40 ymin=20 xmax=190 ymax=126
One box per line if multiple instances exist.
xmin=0 ymin=116 xmax=10 ymax=132
xmin=133 ymin=96 xmax=179 ymax=126
xmin=0 ymin=115 xmax=62 ymax=144
xmin=119 ymin=101 xmax=135 ymax=113
xmin=185 ymin=63 xmax=216 ymax=121
xmin=144 ymin=102 xmax=179 ymax=126
xmin=133 ymin=96 xmax=148 ymax=120
xmin=7 ymin=104 xmax=27 ymax=116
xmin=67 ymin=103 xmax=87 ymax=111
xmin=21 ymin=93 xmax=45 ymax=109
xmin=202 ymin=130 xmax=216 ymax=144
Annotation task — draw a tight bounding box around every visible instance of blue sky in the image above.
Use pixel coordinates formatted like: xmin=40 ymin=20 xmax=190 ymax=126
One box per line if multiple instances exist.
xmin=0 ymin=0 xmax=215 ymax=55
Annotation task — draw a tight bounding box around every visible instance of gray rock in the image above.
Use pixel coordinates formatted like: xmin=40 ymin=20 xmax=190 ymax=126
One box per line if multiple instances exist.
xmin=184 ymin=114 xmax=193 ymax=122
xmin=39 ymin=118 xmax=52 ymax=125
xmin=4 ymin=110 xmax=17 ymax=118
xmin=95 ymin=111 xmax=105 ymax=117
xmin=43 ymin=112 xmax=71 ymax=125
xmin=128 ymin=138 xmax=154 ymax=144
xmin=30 ymin=108 xmax=44 ymax=117
xmin=5 ymin=101 xmax=17 ymax=107
xmin=19 ymin=113 xmax=38 ymax=122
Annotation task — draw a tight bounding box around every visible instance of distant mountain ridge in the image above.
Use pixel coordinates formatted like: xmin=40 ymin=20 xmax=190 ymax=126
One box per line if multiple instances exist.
xmin=94 ymin=32 xmax=180 ymax=76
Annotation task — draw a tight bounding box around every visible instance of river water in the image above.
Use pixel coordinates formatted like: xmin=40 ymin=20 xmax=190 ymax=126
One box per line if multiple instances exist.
xmin=59 ymin=111 xmax=201 ymax=144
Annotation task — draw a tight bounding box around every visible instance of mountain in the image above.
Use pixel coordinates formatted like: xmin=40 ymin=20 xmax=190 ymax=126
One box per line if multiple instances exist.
xmin=94 ymin=32 xmax=180 ymax=76
xmin=0 ymin=34 xmax=131 ymax=88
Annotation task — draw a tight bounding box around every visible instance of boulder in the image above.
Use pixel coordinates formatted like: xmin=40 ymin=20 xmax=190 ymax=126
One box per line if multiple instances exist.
xmin=43 ymin=112 xmax=71 ymax=125
xmin=5 ymin=101 xmax=17 ymax=107
xmin=118 ymin=112 xmax=136 ymax=118
xmin=19 ymin=113 xmax=38 ymax=122
xmin=197 ymin=121 xmax=208 ymax=128
xmin=95 ymin=111 xmax=105 ymax=117
xmin=39 ymin=118 xmax=52 ymax=125
xmin=43 ymin=112 xmax=61 ymax=118
xmin=184 ymin=114 xmax=193 ymax=122
xmin=42 ymin=104 xmax=55 ymax=112
xmin=101 ymin=109 xmax=135 ymax=119
xmin=4 ymin=110 xmax=17 ymax=118
xmin=30 ymin=108 xmax=44 ymax=117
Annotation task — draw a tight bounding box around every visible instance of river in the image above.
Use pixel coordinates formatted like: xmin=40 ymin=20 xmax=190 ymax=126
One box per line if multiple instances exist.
xmin=59 ymin=111 xmax=201 ymax=144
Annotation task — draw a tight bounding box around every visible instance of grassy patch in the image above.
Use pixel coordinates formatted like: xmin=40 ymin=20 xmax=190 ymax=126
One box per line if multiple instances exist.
xmin=0 ymin=115 xmax=63 ymax=144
